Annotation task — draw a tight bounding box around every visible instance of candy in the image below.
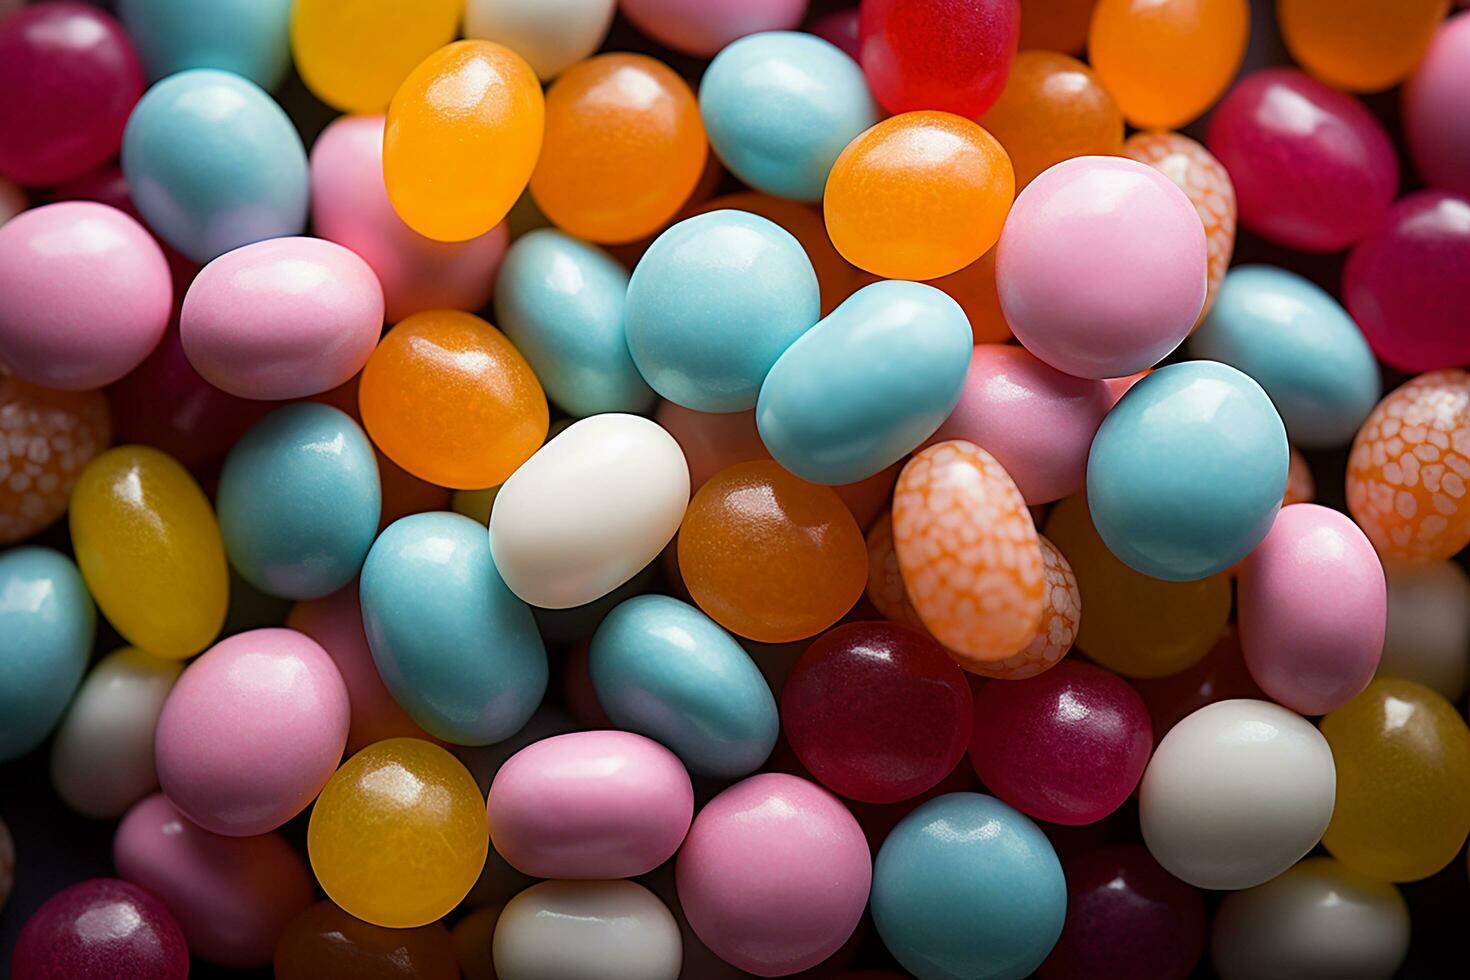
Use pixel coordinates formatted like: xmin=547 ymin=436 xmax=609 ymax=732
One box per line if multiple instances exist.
xmin=493 ymin=880 xmax=682 ymax=980
xmin=463 ymin=0 xmax=616 ymax=80
xmin=1133 ymin=627 xmax=1264 ymax=744
xmin=964 ymin=534 xmax=1081 ymax=681
xmin=290 ymin=0 xmax=460 ymax=112
xmin=274 ymin=900 xmax=459 ymax=980
xmin=925 ymin=248 xmax=1012 ymax=345
xmin=980 ymin=51 xmax=1123 ymax=190
xmin=857 ymin=0 xmax=1019 ymax=117
xmin=620 ymin=0 xmax=807 ymax=57
xmin=809 ymin=7 xmax=861 ymax=58
xmin=11 ymin=878 xmax=188 ymax=980
xmin=0 ymin=378 xmax=110 ymax=545
xmin=452 ymin=906 xmax=501 ymax=980
xmin=117 ymin=0 xmax=292 ymax=89
xmin=1404 ymin=13 xmax=1470 ymax=195
xmin=1277 ymin=0 xmax=1447 ymax=92
xmin=1378 ymin=559 xmax=1470 ymax=700
xmin=1019 ymin=0 xmax=1096 ymax=53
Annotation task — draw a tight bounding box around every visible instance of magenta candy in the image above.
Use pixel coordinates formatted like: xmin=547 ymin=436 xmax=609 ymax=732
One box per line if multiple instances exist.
xmin=1207 ymin=68 xmax=1399 ymax=253
xmin=620 ymin=0 xmax=808 ymax=57
xmin=1343 ymin=191 xmax=1470 ymax=373
xmin=676 ymin=773 xmax=872 ymax=976
xmin=809 ymin=8 xmax=861 ymax=60
xmin=154 ymin=627 xmax=349 ymax=837
xmin=11 ymin=878 xmax=188 ymax=980
xmin=0 ymin=3 xmax=143 ymax=186
xmin=1238 ymin=503 xmax=1385 ymax=716
xmin=969 ymin=661 xmax=1152 ymax=826
xmin=1405 ymin=13 xmax=1470 ymax=196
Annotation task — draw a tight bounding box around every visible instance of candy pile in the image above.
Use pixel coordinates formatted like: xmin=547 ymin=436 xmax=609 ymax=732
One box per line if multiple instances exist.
xmin=0 ymin=1 xmax=1468 ymax=978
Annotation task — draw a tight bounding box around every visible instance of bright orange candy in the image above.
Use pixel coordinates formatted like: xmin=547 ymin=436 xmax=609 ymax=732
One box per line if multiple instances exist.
xmin=678 ymin=460 xmax=866 ymax=643
xmin=1278 ymin=0 xmax=1448 ymax=93
xmin=358 ymin=310 xmax=548 ymax=490
xmin=1089 ymin=0 xmax=1250 ymax=129
xmin=1347 ymin=370 xmax=1470 ymax=563
xmin=0 ymin=375 xmax=111 ymax=545
xmin=1019 ymin=0 xmax=1099 ymax=53
xmin=531 ymin=53 xmax=707 ymax=244
xmin=384 ymin=41 xmax=544 ymax=242
xmin=980 ymin=51 xmax=1124 ymax=188
xmin=824 ymin=111 xmax=1015 ymax=281
xmin=924 ymin=248 xmax=1012 ymax=345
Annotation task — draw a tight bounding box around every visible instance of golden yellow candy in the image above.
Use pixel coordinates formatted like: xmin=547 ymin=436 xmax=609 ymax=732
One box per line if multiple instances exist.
xmin=68 ymin=446 xmax=228 ymax=660
xmin=1278 ymin=0 xmax=1448 ymax=93
xmin=308 ymin=738 xmax=489 ymax=928
xmin=290 ymin=0 xmax=461 ymax=113
xmin=1321 ymin=678 xmax=1470 ymax=882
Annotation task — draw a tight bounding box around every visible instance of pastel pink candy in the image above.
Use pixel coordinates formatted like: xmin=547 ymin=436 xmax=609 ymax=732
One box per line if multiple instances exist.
xmin=180 ymin=236 xmax=383 ymax=399
xmin=0 ymin=201 xmax=170 ymax=389
xmin=676 ymin=772 xmax=871 ymax=977
xmin=1238 ymin=504 xmax=1386 ymax=715
xmin=620 ymin=0 xmax=807 ymax=56
xmin=1404 ymin=13 xmax=1470 ymax=197
xmin=154 ymin=628 xmax=349 ymax=837
xmin=487 ymin=730 xmax=693 ymax=879
xmin=997 ymin=156 xmax=1207 ymax=379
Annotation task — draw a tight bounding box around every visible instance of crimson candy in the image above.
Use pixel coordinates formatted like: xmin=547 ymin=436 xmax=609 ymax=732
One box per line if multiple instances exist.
xmin=809 ymin=8 xmax=861 ymax=60
xmin=781 ymin=621 xmax=973 ymax=804
xmin=858 ymin=0 xmax=1020 ymax=117
xmin=1132 ymin=626 xmax=1263 ymax=746
xmin=11 ymin=878 xmax=188 ymax=980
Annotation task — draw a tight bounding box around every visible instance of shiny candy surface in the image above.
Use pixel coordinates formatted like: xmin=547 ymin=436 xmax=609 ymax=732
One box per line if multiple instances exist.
xmin=118 ymin=0 xmax=292 ymax=89
xmin=980 ymin=51 xmax=1123 ymax=190
xmin=621 ymin=0 xmax=806 ymax=57
xmin=11 ymin=878 xmax=187 ymax=980
xmin=274 ymin=900 xmax=459 ymax=980
xmin=493 ymin=880 xmax=682 ymax=980
xmin=464 ymin=0 xmax=616 ymax=81
xmin=1278 ymin=0 xmax=1447 ymax=92
xmin=290 ymin=0 xmax=460 ymax=113
xmin=0 ymin=378 xmax=111 ymax=545
xmin=967 ymin=534 xmax=1081 ymax=680
xmin=857 ymin=0 xmax=1020 ymax=117
xmin=1405 ymin=13 xmax=1470 ymax=196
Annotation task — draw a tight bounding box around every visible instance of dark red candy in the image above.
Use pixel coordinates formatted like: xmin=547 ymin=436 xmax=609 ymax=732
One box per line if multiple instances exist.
xmin=1133 ymin=626 xmax=1263 ymax=747
xmin=858 ymin=0 xmax=1020 ymax=118
xmin=11 ymin=878 xmax=188 ymax=980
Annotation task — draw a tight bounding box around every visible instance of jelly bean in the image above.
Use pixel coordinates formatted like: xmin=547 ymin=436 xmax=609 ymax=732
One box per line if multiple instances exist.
xmin=274 ymin=900 xmax=459 ymax=980
xmin=1278 ymin=0 xmax=1446 ymax=93
xmin=783 ymin=622 xmax=972 ymax=804
xmin=0 ymin=547 xmax=93 ymax=761
xmin=759 ymin=281 xmax=972 ymax=484
xmin=1206 ymin=69 xmax=1398 ymax=253
xmin=997 ymin=157 xmax=1205 ymax=379
xmin=11 ymin=878 xmax=188 ymax=980
xmin=1212 ymin=857 xmax=1409 ymax=980
xmin=494 ymin=880 xmax=682 ymax=980
xmin=1132 ymin=626 xmax=1264 ymax=744
xmin=1139 ymin=699 xmax=1336 ymax=889
xmin=980 ymin=51 xmax=1123 ymax=190
xmin=491 ymin=414 xmax=689 ymax=608
xmin=872 ymin=793 xmax=1065 ymax=980
xmin=589 ymin=595 xmax=778 ymax=778
xmin=0 ymin=4 xmax=142 ymax=186
xmin=69 ymin=446 xmax=228 ymax=659
xmin=1089 ymin=0 xmax=1249 ymax=129
xmin=1089 ymin=362 xmax=1288 ymax=580
xmin=464 ymin=0 xmax=616 ymax=80
xmin=49 ymin=648 xmax=182 ymax=819
xmin=385 ymin=41 xmax=544 ymax=242
xmin=495 ymin=229 xmax=656 ymax=417
xmin=971 ymin=661 xmax=1151 ymax=825
xmin=115 ymin=793 xmax=314 ymax=967
xmin=824 ymin=112 xmax=1014 ymax=280
xmin=117 ymin=0 xmax=292 ymax=89
xmin=1019 ymin=0 xmax=1097 ymax=53
xmin=1346 ymin=370 xmax=1470 ymax=562
xmin=621 ymin=0 xmax=807 ymax=56
xmin=361 ymin=512 xmax=546 ymax=745
xmin=679 ymin=460 xmax=865 ymax=642
xmin=808 ymin=7 xmax=861 ymax=58
xmin=1404 ymin=13 xmax=1470 ymax=196
xmin=0 ymin=202 xmax=170 ymax=390
xmin=1378 ymin=559 xmax=1470 ymax=700
xmin=677 ymin=773 xmax=871 ymax=976
xmin=290 ymin=0 xmax=459 ymax=112
xmin=924 ymin=248 xmax=1012 ymax=345
xmin=359 ymin=309 xmax=548 ymax=489
xmin=626 ymin=211 xmax=818 ymax=412
xmin=1285 ymin=447 xmax=1316 ymax=505
xmin=0 ymin=378 xmax=110 ymax=545
xmin=453 ymin=906 xmax=501 ymax=980
xmin=857 ymin=0 xmax=1019 ymax=117
xmin=962 ymin=534 xmax=1081 ymax=681
xmin=1320 ymin=677 xmax=1470 ymax=881
xmin=309 ymin=738 xmax=490 ymax=929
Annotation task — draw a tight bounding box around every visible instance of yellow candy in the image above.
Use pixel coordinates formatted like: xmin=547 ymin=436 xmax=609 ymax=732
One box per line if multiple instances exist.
xmin=68 ymin=446 xmax=228 ymax=660
xmin=290 ymin=0 xmax=461 ymax=113
xmin=308 ymin=738 xmax=489 ymax=928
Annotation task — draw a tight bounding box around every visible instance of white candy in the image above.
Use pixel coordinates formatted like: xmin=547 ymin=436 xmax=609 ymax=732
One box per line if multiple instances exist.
xmin=463 ymin=0 xmax=617 ymax=81
xmin=493 ymin=880 xmax=682 ymax=980
xmin=1378 ymin=558 xmax=1470 ymax=701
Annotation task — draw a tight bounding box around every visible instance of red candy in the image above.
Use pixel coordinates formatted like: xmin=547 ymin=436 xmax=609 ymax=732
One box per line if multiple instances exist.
xmin=858 ymin=0 xmax=1020 ymax=117
xmin=11 ymin=878 xmax=188 ymax=980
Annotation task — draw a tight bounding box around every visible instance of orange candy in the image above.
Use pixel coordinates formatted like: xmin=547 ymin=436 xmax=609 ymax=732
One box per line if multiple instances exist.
xmin=824 ymin=111 xmax=1015 ymax=281
xmin=1278 ymin=0 xmax=1448 ymax=93
xmin=1019 ymin=0 xmax=1099 ymax=53
xmin=678 ymin=460 xmax=866 ymax=643
xmin=531 ymin=53 xmax=707 ymax=244
xmin=1285 ymin=447 xmax=1315 ymax=506
xmin=980 ymin=51 xmax=1124 ymax=188
xmin=0 ymin=375 xmax=111 ymax=545
xmin=358 ymin=310 xmax=548 ymax=490
xmin=924 ymin=248 xmax=1012 ymax=345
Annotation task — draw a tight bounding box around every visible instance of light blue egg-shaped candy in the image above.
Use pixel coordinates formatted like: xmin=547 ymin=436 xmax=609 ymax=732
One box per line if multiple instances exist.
xmin=216 ymin=403 xmax=381 ymax=601
xmin=360 ymin=512 xmax=547 ymax=745
xmin=699 ymin=32 xmax=879 ymax=203
xmin=589 ymin=595 xmax=778 ymax=779
xmin=1088 ymin=360 xmax=1288 ymax=582
xmin=1190 ymin=266 xmax=1381 ymax=449
xmin=625 ymin=210 xmax=819 ymax=412
xmin=872 ymin=793 xmax=1066 ymax=980
xmin=757 ymin=279 xmax=973 ymax=485
xmin=121 ymin=68 xmax=308 ymax=263
xmin=117 ymin=0 xmax=292 ymax=90
xmin=0 ymin=547 xmax=96 ymax=761
xmin=494 ymin=228 xmax=655 ymax=418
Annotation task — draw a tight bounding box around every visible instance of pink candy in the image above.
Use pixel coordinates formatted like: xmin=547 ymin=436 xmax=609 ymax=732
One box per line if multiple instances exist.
xmin=620 ymin=0 xmax=807 ymax=57
xmin=1404 ymin=13 xmax=1470 ymax=196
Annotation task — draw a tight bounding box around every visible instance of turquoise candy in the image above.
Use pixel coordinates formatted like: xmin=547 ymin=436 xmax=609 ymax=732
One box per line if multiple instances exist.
xmin=872 ymin=793 xmax=1066 ymax=980
xmin=494 ymin=228 xmax=655 ymax=418
xmin=121 ymin=68 xmax=308 ymax=263
xmin=1190 ymin=265 xmax=1381 ymax=448
xmin=625 ymin=210 xmax=820 ymax=413
xmin=216 ymin=403 xmax=381 ymax=601
xmin=1088 ymin=360 xmax=1289 ymax=582
xmin=757 ymin=280 xmax=972 ymax=485
xmin=0 ymin=547 xmax=96 ymax=761
xmin=699 ymin=31 xmax=879 ymax=203
xmin=360 ymin=512 xmax=547 ymax=745
xmin=589 ymin=595 xmax=778 ymax=779
xmin=117 ymin=0 xmax=292 ymax=90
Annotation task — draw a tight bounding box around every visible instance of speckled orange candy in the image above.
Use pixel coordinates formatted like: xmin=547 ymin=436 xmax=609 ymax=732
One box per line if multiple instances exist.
xmin=0 ymin=376 xmax=111 ymax=545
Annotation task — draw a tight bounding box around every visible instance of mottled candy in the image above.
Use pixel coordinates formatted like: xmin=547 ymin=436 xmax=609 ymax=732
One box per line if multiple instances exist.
xmin=0 ymin=378 xmax=110 ymax=545
xmin=981 ymin=51 xmax=1123 ymax=189
xmin=857 ymin=0 xmax=1019 ymax=117
xmin=967 ymin=535 xmax=1080 ymax=681
xmin=11 ymin=878 xmax=188 ymax=980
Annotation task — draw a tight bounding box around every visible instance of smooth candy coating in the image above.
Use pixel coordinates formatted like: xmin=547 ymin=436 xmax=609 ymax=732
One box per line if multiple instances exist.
xmin=1278 ymin=0 xmax=1446 ymax=92
xmin=858 ymin=0 xmax=1019 ymax=117
xmin=620 ymin=0 xmax=807 ymax=56
xmin=997 ymin=156 xmax=1206 ymax=379
xmin=70 ymin=446 xmax=228 ymax=659
xmin=1405 ymin=13 xmax=1470 ymax=195
xmin=464 ymin=0 xmax=615 ymax=80
xmin=966 ymin=535 xmax=1080 ymax=680
xmin=122 ymin=69 xmax=308 ymax=262
xmin=274 ymin=900 xmax=459 ymax=980
xmin=1133 ymin=626 xmax=1264 ymax=745
xmin=0 ymin=202 xmax=170 ymax=389
xmin=0 ymin=378 xmax=110 ymax=544
xmin=1139 ymin=699 xmax=1336 ymax=890
xmin=118 ymin=0 xmax=292 ymax=89
xmin=677 ymin=773 xmax=871 ymax=977
xmin=493 ymin=880 xmax=682 ymax=980
xmin=309 ymin=738 xmax=490 ymax=928
xmin=1019 ymin=0 xmax=1096 ymax=52
xmin=1378 ymin=559 xmax=1470 ymax=700
xmin=873 ymin=792 xmax=1065 ymax=980
xmin=385 ymin=41 xmax=544 ymax=242
xmin=980 ymin=51 xmax=1123 ymax=189
xmin=1320 ymin=678 xmax=1470 ymax=881
xmin=926 ymin=247 xmax=1012 ymax=344
xmin=824 ymin=111 xmax=1014 ymax=281
xmin=290 ymin=0 xmax=460 ymax=112
xmin=11 ymin=878 xmax=187 ymax=980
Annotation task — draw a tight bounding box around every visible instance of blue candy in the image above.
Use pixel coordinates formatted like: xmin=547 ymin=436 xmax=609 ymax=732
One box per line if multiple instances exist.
xmin=117 ymin=0 xmax=292 ymax=90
